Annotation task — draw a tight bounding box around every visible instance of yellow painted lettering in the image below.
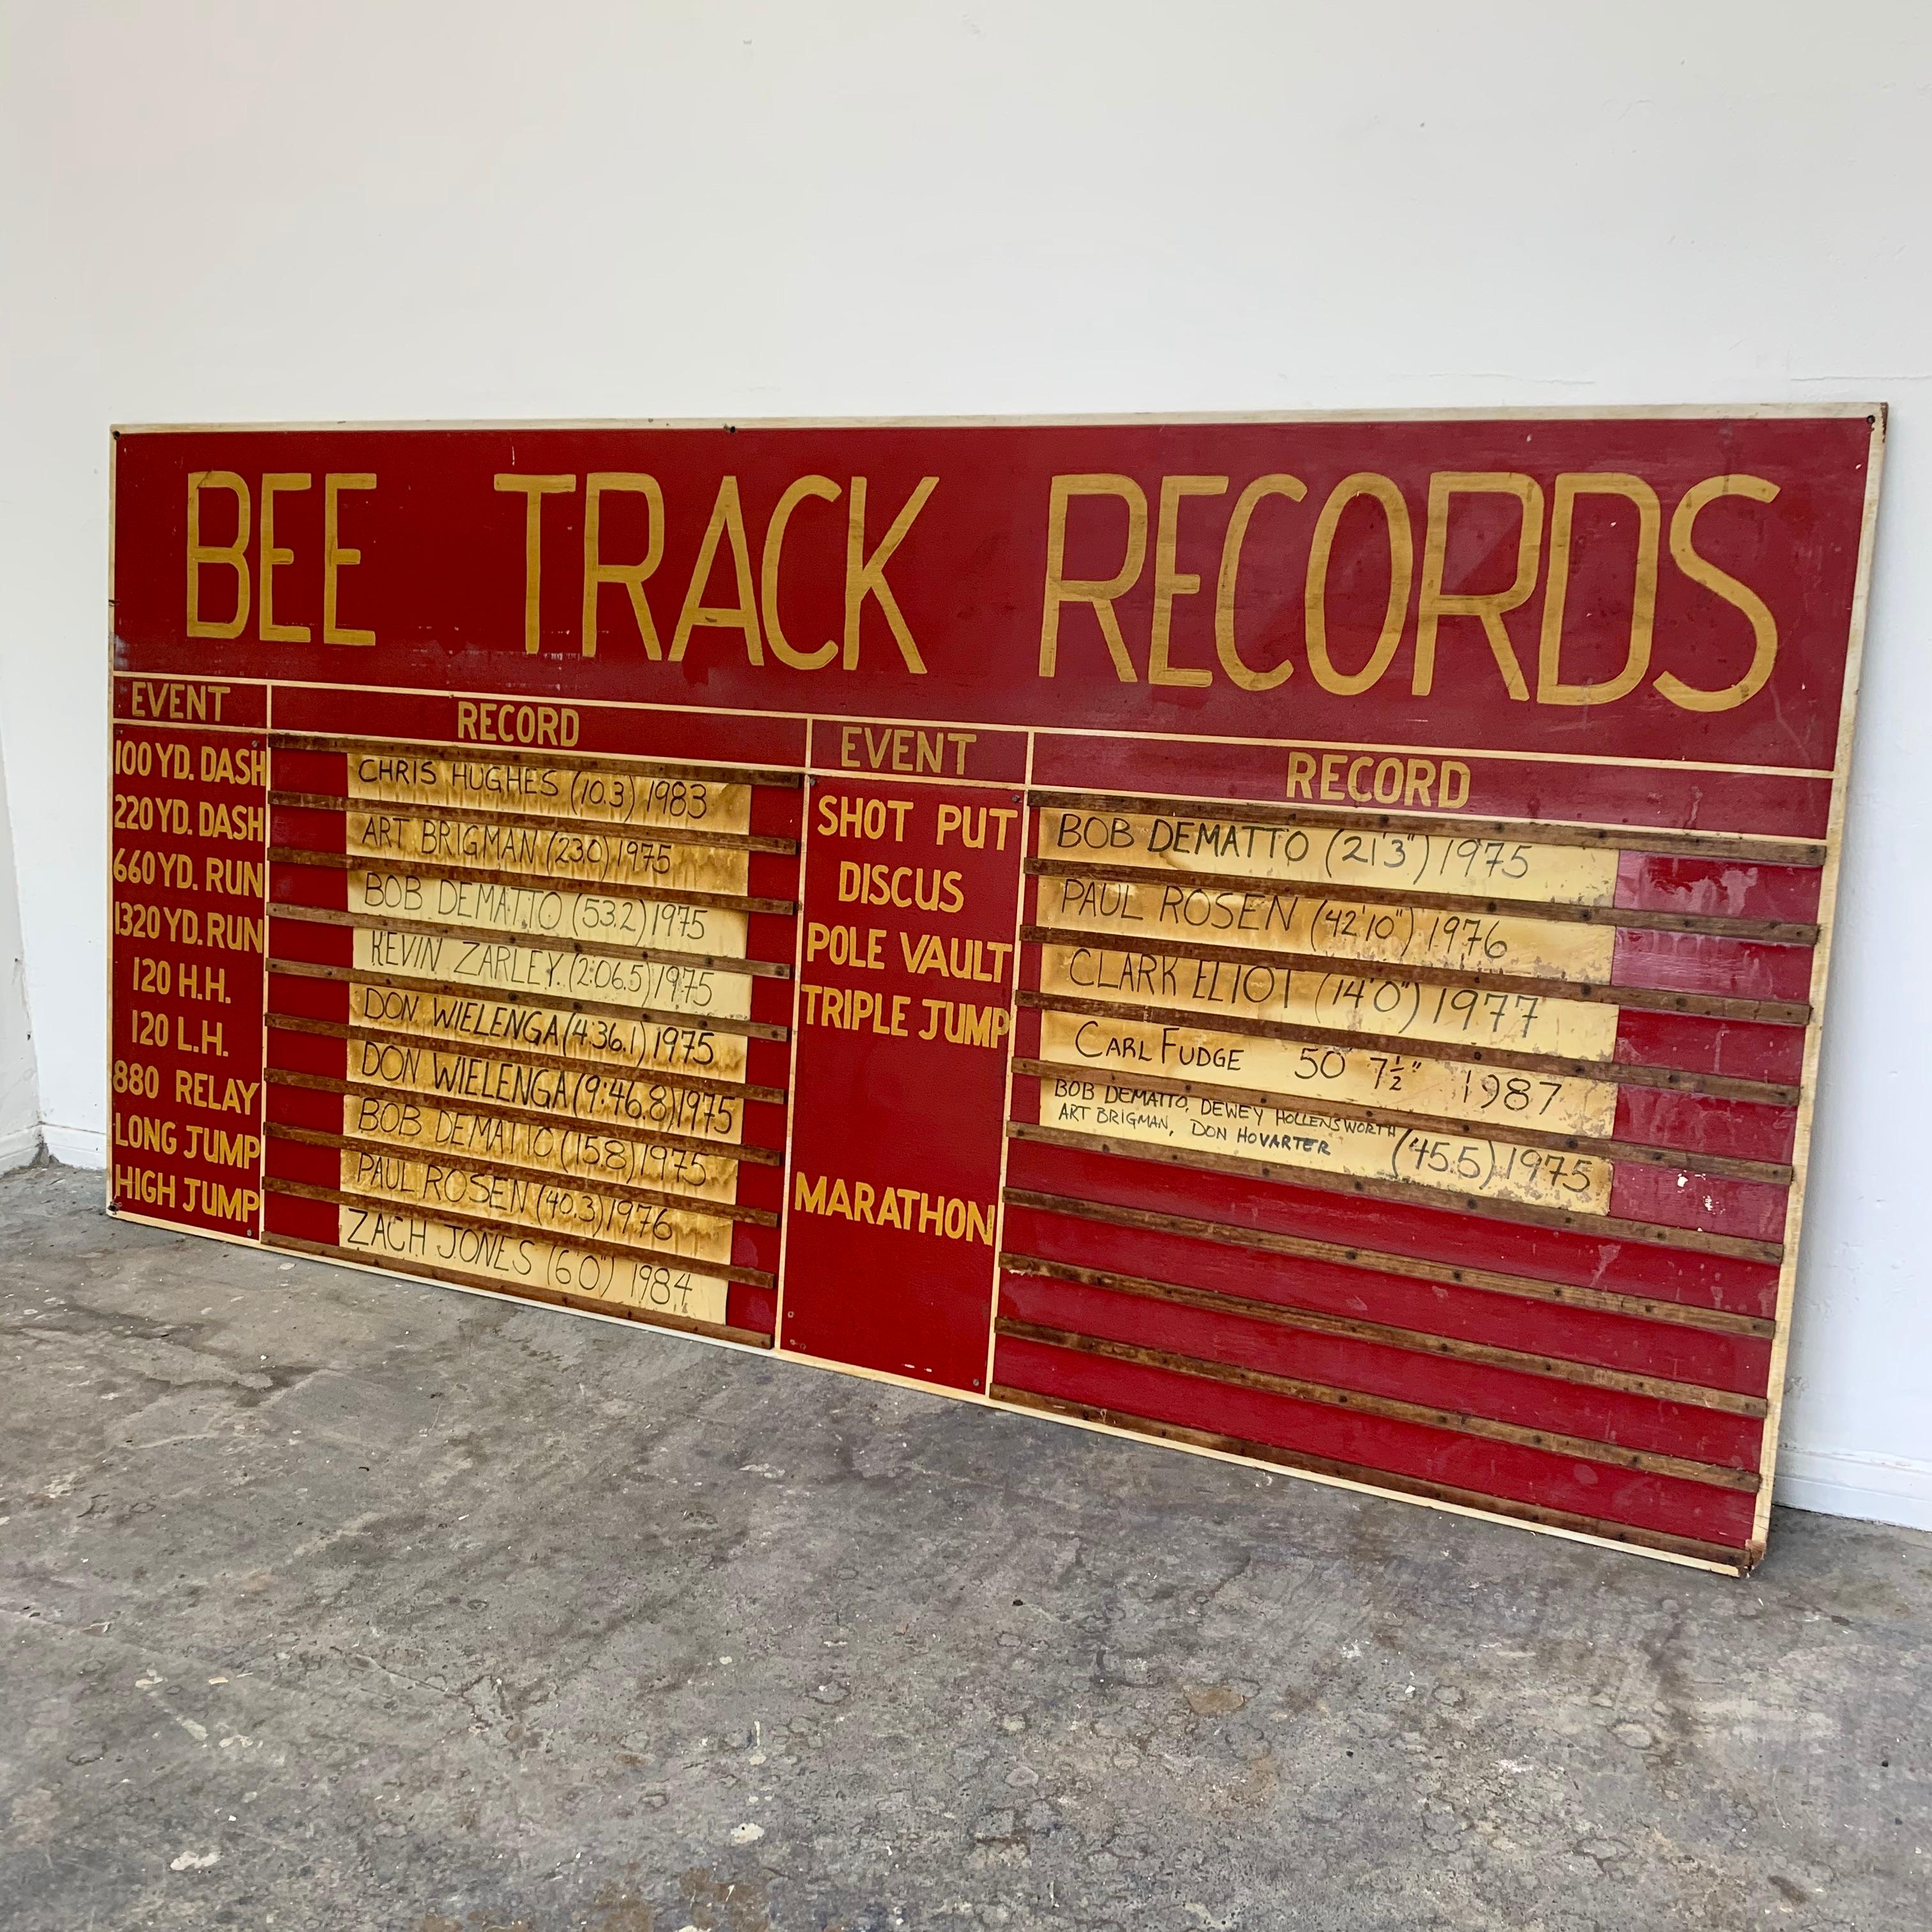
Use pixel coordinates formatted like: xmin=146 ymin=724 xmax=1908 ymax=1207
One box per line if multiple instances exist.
xmin=1413 ymin=471 xmax=1541 ymax=700
xmin=1305 ymin=473 xmax=1412 ymax=697
xmin=1148 ymin=474 xmax=1228 ymax=687
xmin=258 ymin=472 xmax=311 ymax=643
xmin=843 ymin=475 xmax=938 ymax=672
xmin=186 ymin=471 xmax=250 ymax=640
xmin=1038 ymin=473 xmax=1147 ymax=681
xmin=323 ymin=473 xmax=377 ymax=646
xmin=1215 ymin=473 xmax=1305 ymax=693
xmin=762 ymin=475 xmax=841 ymax=670
xmin=1654 ymin=475 xmax=1781 ymax=714
xmin=493 ymin=473 xmax=576 ymax=654
xmin=1537 ymin=473 xmax=1660 ymax=707
xmin=580 ymin=471 xmax=664 ymax=660
xmin=671 ymin=476 xmax=764 ymax=665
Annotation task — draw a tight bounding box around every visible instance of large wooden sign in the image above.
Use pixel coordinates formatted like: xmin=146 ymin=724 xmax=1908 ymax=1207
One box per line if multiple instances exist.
xmin=107 ymin=410 xmax=1884 ymax=1572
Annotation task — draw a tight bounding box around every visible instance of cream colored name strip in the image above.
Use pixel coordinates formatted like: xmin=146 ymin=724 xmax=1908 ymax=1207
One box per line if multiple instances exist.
xmin=1038 ymin=809 xmax=1619 ymax=907
xmin=1034 ymin=1071 xmax=1612 ymax=1215
xmin=348 ymin=979 xmax=748 ymax=1081
xmin=348 ymin=868 xmax=748 ymax=958
xmin=342 ymin=1088 xmax=740 ymax=1204
xmin=352 ymin=927 xmax=753 ymax=1020
xmin=1038 ymin=944 xmax=1618 ymax=1059
xmin=346 ymin=809 xmax=751 ymax=896
xmin=338 ymin=1146 xmax=733 ymax=1265
xmin=1036 ymin=1011 xmax=1618 ymax=1137
xmin=344 ymin=1036 xmax=746 ymax=1144
xmin=1037 ymin=875 xmax=1614 ymax=983
xmin=337 ymin=1203 xmax=730 ymax=1326
xmin=347 ymin=751 xmax=752 ymax=837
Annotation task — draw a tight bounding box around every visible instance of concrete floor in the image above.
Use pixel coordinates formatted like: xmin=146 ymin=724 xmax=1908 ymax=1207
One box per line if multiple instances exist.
xmin=1 ymin=1164 xmax=1927 ymax=1931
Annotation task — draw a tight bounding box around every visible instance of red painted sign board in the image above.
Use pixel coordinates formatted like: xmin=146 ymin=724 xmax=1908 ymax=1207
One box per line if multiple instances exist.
xmin=107 ymin=409 xmax=1885 ymax=1572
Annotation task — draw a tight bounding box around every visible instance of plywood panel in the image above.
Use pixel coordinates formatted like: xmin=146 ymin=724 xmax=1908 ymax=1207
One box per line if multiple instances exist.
xmin=107 ymin=408 xmax=1883 ymax=1574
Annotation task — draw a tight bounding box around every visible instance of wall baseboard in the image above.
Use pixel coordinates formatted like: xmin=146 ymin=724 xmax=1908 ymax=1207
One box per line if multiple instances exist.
xmin=42 ymin=1122 xmax=107 ymax=1169
xmin=1775 ymin=1445 xmax=1932 ymax=1533
xmin=0 ymin=1122 xmax=40 ymax=1173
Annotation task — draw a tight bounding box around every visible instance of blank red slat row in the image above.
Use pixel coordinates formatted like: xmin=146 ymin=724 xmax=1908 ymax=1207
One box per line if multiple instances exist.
xmin=1611 ymin=1087 xmax=1795 ymax=1164
xmin=1614 ymin=852 xmax=1822 ymax=924
xmin=266 ymin=1077 xmax=337 ymax=1136
xmin=268 ymin=970 xmax=346 ymax=1025
xmin=264 ymin=1192 xmax=337 ymax=1248
xmin=1611 ymin=928 xmax=1812 ymax=1004
xmin=266 ymin=1132 xmax=334 ymax=1193
xmin=998 ymin=1202 xmax=1774 ymax=1397
xmin=999 ymin=1272 xmax=1763 ymax=1471
xmin=266 ymin=1022 xmax=341 ymax=1084
xmin=272 ymin=804 xmax=346 ymax=854
xmin=268 ymin=915 xmax=349 ymax=969
xmin=994 ymin=1336 xmax=1757 ymax=1549
xmin=1006 ymin=1137 xmax=1782 ymax=1320
xmin=1606 ymin=1166 xmax=1785 ymax=1243
xmin=1613 ymin=1008 xmax=1805 ymax=1086
xmin=272 ymin=749 xmax=346 ymax=795
xmin=270 ymin=860 xmax=346 ymax=913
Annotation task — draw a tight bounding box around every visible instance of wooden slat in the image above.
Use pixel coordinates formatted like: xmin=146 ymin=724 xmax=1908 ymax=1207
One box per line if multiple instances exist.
xmin=990 ymin=1383 xmax=1751 ymax=1570
xmin=1011 ymin=1055 xmax=1791 ymax=1186
xmin=1019 ymin=987 xmax=1797 ymax=1107
xmin=1020 ymin=924 xmax=1810 ymax=1027
xmin=270 ymin=1121 xmax=780 ymax=1227
xmin=264 ymin=1175 xmax=777 ymax=1290
xmin=264 ymin=1064 xmax=787 ymax=1167
xmin=265 ymin=1231 xmax=774 ymax=1349
xmin=268 ymin=901 xmax=794 ymax=979
xmin=1026 ymin=788 xmax=1825 ymax=870
xmin=270 ymin=788 xmax=800 ymax=856
xmin=1008 ymin=1121 xmax=1782 ymax=1262
xmin=264 ymin=1010 xmax=788 ymax=1107
xmin=999 ymin=1251 xmax=1767 ymax=1416
xmin=1026 ymin=856 xmax=1818 ymax=946
xmin=271 ymin=732 xmax=804 ymax=789
xmin=271 ymin=845 xmax=796 ymax=918
xmin=267 ymin=957 xmax=790 ymax=1042
xmin=1001 ymin=1186 xmax=1775 ymax=1338
xmin=997 ymin=1319 xmax=1759 ymax=1490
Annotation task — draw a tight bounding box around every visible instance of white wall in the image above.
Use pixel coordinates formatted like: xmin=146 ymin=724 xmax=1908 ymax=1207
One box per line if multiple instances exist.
xmin=0 ymin=737 xmax=40 ymax=1170
xmin=1 ymin=2 xmax=1926 ymax=1526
